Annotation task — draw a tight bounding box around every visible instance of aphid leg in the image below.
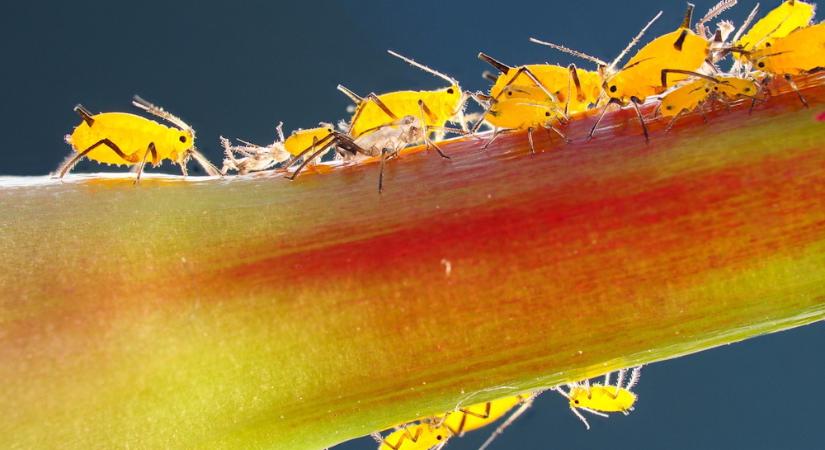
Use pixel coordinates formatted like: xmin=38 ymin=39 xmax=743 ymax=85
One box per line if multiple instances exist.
xmin=73 ymin=104 xmax=95 ymax=126
xmin=629 ymin=97 xmax=650 ymax=143
xmin=625 ymin=366 xmax=642 ymax=391
xmin=588 ymin=99 xmax=620 ymax=141
xmin=180 ymin=163 xmax=189 ymax=177
xmin=188 ymin=148 xmax=222 ymax=177
xmin=275 ymin=121 xmax=285 ymax=142
xmin=477 ymin=393 xmax=540 ymax=450
xmin=603 ymin=372 xmax=612 ymax=386
xmin=366 ymin=93 xmax=400 ymax=120
xmin=286 ymin=135 xmax=338 ymax=181
xmin=543 ymin=123 xmax=571 ymax=144
xmin=378 ymin=147 xmax=391 ymax=194
xmin=665 ymin=111 xmax=686 ymax=133
xmin=133 ymin=143 xmax=158 ymax=185
xmin=497 ymin=67 xmax=568 ymax=119
xmin=527 ymin=127 xmax=536 ymax=154
xmin=783 ymin=75 xmax=809 ymax=108
xmin=570 ymin=407 xmax=592 ymax=430
xmin=660 ymin=69 xmax=720 ymax=88
xmin=56 ymin=138 xmax=133 ymax=179
xmin=482 ymin=128 xmax=512 ymax=151
xmin=418 ymin=100 xmax=450 ymax=159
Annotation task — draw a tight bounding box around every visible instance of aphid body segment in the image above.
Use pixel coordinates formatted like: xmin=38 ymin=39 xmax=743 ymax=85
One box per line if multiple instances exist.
xmin=555 ymin=366 xmax=643 ymax=430
xmin=59 ymin=96 xmax=220 ymax=182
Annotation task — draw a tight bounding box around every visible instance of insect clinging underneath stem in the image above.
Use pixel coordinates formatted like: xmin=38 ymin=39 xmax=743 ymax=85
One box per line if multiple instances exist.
xmin=554 ymin=366 xmax=643 ymax=430
xmin=57 ymin=95 xmax=221 ymax=183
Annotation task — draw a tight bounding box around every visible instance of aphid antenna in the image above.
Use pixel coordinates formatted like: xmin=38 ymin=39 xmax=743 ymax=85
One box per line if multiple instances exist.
xmin=696 ymin=0 xmax=738 ymax=36
xmin=528 ymin=38 xmax=608 ymax=67
xmin=731 ymin=3 xmax=761 ymax=44
xmin=132 ymin=95 xmax=193 ymax=134
xmin=188 ymin=147 xmax=222 ymax=177
xmin=615 ymin=369 xmax=626 ymax=389
xmin=580 ymin=407 xmax=609 ymax=418
xmin=608 ymin=10 xmax=664 ymax=72
xmin=387 ymin=50 xmax=460 ymax=87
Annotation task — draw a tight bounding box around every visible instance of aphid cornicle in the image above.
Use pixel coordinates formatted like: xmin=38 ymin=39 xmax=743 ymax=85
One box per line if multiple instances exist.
xmin=339 ymin=50 xmax=469 ymax=142
xmin=554 ymin=366 xmax=643 ymax=430
xmin=58 ymin=96 xmax=220 ymax=183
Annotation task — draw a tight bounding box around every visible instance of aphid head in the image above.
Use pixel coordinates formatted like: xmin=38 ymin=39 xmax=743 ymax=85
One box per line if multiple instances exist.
xmin=568 ymin=386 xmax=591 ymax=409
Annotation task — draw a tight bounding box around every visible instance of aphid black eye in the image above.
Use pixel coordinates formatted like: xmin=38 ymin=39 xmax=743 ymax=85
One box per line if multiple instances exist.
xmin=609 ymin=85 xmax=617 ymax=93
xmin=507 ymin=91 xmax=513 ymax=96
xmin=666 ymin=105 xmax=673 ymax=110
xmin=436 ymin=435 xmax=443 ymax=441
xmin=545 ymin=112 xmax=551 ymax=116
xmin=447 ymin=88 xmax=454 ymax=94
xmin=758 ymin=62 xmax=765 ymax=68
xmin=705 ymin=88 xmax=710 ymax=92
xmin=574 ymin=399 xmax=580 ymax=404
xmin=714 ymin=86 xmax=719 ymax=91
xmin=766 ymin=42 xmax=772 ymax=47
xmin=744 ymin=87 xmax=751 ymax=92
xmin=179 ymin=135 xmax=187 ymax=143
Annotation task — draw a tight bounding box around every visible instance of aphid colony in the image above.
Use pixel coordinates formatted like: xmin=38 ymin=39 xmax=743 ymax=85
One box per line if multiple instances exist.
xmin=56 ymin=0 xmax=823 ymax=191
xmin=360 ymin=366 xmax=643 ymax=450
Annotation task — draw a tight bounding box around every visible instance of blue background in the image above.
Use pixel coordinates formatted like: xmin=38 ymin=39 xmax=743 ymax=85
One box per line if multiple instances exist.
xmin=2 ymin=1 xmax=823 ymax=448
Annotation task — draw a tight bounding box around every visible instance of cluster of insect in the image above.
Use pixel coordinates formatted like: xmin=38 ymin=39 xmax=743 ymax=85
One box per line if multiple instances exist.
xmin=348 ymin=367 xmax=643 ymax=450
xmin=56 ymin=0 xmax=822 ymax=193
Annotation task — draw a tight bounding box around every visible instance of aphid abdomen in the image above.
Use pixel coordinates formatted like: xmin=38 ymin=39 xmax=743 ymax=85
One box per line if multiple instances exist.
xmin=69 ymin=112 xmax=168 ymax=165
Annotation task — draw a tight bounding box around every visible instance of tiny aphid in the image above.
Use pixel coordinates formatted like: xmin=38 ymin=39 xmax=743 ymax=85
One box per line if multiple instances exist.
xmin=221 ymin=122 xmax=337 ymax=175
xmin=339 ymin=50 xmax=469 ymax=141
xmin=472 ymin=88 xmax=568 ymax=153
xmin=747 ymin=21 xmax=825 ymax=106
xmin=554 ymin=366 xmax=643 ymax=430
xmin=534 ymin=4 xmax=716 ymax=142
xmin=734 ymin=0 xmax=816 ymax=55
xmin=371 ymin=422 xmax=450 ymax=450
xmin=659 ymin=71 xmax=761 ymax=129
xmin=57 ymin=96 xmax=220 ymax=183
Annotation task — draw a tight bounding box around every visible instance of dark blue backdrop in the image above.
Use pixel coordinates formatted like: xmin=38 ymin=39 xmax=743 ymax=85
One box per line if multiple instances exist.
xmin=2 ymin=1 xmax=823 ymax=449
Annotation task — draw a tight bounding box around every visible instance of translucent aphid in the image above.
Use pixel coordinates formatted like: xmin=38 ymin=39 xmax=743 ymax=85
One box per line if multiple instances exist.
xmin=220 ymin=122 xmax=336 ymax=175
xmin=58 ymin=96 xmax=220 ymax=183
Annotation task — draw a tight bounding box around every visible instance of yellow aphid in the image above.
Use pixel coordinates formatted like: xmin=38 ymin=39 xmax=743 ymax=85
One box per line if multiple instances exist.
xmin=434 ymin=394 xmax=528 ymax=436
xmin=58 ymin=96 xmax=220 ymax=182
xmin=748 ymin=21 xmax=825 ymax=105
xmin=555 ymin=366 xmax=643 ymax=430
xmin=221 ymin=122 xmax=336 ymax=175
xmin=478 ymin=52 xmax=603 ymax=115
xmin=735 ymin=0 xmax=816 ymax=54
xmin=534 ymin=5 xmax=713 ymax=141
xmin=659 ymin=72 xmax=760 ymax=128
xmin=372 ymin=422 xmax=450 ymax=450
xmin=475 ymin=88 xmax=568 ymax=153
xmin=340 ymin=50 xmax=467 ymax=140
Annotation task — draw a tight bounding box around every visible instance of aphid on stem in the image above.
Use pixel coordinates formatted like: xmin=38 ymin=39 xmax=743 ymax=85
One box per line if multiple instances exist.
xmin=57 ymin=95 xmax=220 ymax=183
